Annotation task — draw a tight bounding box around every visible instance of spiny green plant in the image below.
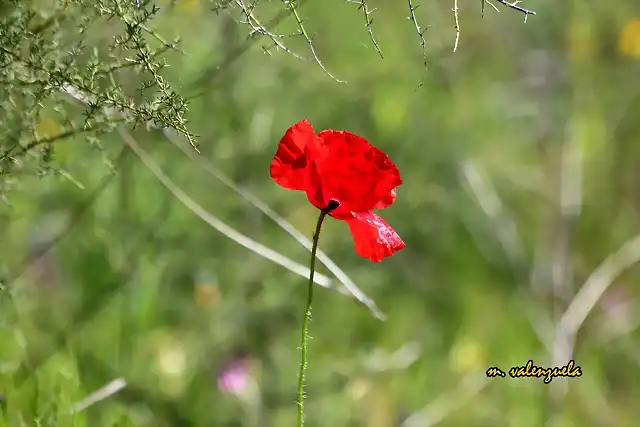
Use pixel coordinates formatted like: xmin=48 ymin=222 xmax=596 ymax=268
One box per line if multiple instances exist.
xmin=0 ymin=0 xmax=196 ymax=192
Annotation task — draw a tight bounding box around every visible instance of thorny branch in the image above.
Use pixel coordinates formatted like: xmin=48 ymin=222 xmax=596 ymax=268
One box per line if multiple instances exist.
xmin=453 ymin=0 xmax=460 ymax=52
xmin=282 ymin=0 xmax=346 ymax=82
xmin=483 ymin=0 xmax=536 ymax=22
xmin=347 ymin=0 xmax=383 ymax=58
xmin=235 ymin=0 xmax=310 ymax=61
xmin=96 ymin=1 xmax=188 ymax=55
xmin=402 ymin=0 xmax=536 ymax=79
xmin=407 ymin=0 xmax=428 ymax=86
xmin=460 ymin=0 xmax=536 ymax=52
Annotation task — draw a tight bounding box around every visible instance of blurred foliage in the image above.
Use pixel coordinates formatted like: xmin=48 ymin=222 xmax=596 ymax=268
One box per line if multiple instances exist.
xmin=2 ymin=0 xmax=640 ymax=427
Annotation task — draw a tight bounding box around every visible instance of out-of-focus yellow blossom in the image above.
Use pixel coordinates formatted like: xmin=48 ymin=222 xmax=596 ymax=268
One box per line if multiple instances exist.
xmin=194 ymin=283 xmax=221 ymax=308
xmin=449 ymin=335 xmax=486 ymax=374
xmin=619 ymin=18 xmax=640 ymax=58
xmin=151 ymin=333 xmax=189 ymax=396
xmin=157 ymin=343 xmax=186 ymax=378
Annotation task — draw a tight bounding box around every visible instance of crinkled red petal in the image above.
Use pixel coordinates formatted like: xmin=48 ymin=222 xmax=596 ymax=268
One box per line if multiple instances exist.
xmin=304 ymin=130 xmax=401 ymax=213
xmin=345 ymin=211 xmax=405 ymax=262
xmin=270 ymin=119 xmax=316 ymax=191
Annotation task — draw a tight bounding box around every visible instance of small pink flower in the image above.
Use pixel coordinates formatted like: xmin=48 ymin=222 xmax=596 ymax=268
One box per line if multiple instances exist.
xmin=217 ymin=358 xmax=252 ymax=395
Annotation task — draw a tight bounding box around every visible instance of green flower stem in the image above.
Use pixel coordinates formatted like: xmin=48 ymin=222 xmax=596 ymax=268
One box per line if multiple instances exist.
xmin=297 ymin=210 xmax=328 ymax=427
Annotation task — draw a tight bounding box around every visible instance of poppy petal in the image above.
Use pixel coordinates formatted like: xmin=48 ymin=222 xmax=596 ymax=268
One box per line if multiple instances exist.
xmin=372 ymin=188 xmax=397 ymax=210
xmin=345 ymin=211 xmax=405 ymax=262
xmin=303 ymin=160 xmax=356 ymax=219
xmin=307 ymin=130 xmax=402 ymax=212
xmin=270 ymin=119 xmax=317 ymax=190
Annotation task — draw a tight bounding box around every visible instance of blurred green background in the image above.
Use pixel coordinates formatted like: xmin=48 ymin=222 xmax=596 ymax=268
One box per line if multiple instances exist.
xmin=2 ymin=0 xmax=640 ymax=426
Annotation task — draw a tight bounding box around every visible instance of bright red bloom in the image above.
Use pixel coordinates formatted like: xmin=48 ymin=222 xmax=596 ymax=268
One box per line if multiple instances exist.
xmin=270 ymin=119 xmax=405 ymax=262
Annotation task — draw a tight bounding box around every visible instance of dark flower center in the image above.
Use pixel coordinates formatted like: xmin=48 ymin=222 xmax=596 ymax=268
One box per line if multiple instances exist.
xmin=323 ymin=199 xmax=340 ymax=213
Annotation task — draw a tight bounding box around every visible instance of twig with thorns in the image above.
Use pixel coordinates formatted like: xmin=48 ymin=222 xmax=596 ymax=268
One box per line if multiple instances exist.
xmin=407 ymin=0 xmax=428 ymax=85
xmin=453 ymin=0 xmax=460 ymax=52
xmin=283 ymin=0 xmax=345 ymax=82
xmin=347 ymin=0 xmax=383 ymax=58
xmin=483 ymin=0 xmax=536 ymax=22
xmin=98 ymin=3 xmax=189 ymax=55
xmin=235 ymin=0 xmax=310 ymax=61
xmin=456 ymin=0 xmax=535 ymax=54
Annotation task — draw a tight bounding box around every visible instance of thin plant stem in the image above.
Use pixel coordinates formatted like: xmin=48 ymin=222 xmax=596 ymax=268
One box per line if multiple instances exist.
xmin=297 ymin=210 xmax=328 ymax=427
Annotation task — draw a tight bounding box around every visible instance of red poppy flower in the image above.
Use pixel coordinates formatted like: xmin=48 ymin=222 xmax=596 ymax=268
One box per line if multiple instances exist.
xmin=270 ymin=119 xmax=405 ymax=262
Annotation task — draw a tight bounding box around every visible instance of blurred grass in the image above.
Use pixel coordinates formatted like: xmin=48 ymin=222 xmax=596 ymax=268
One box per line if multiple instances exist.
xmin=2 ymin=0 xmax=640 ymax=426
